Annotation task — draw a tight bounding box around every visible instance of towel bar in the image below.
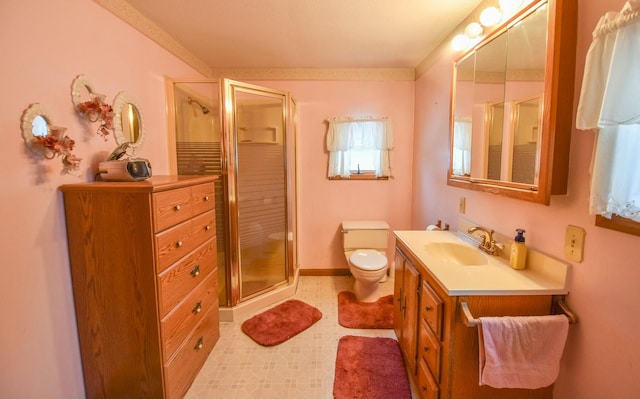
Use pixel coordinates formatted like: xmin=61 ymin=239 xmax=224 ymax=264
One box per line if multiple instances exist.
xmin=460 ymin=296 xmax=578 ymax=327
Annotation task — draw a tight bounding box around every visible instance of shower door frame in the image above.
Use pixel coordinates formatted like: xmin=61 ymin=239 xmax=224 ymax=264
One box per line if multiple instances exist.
xmin=222 ymin=78 xmax=293 ymax=305
xmin=166 ymin=77 xmax=297 ymax=309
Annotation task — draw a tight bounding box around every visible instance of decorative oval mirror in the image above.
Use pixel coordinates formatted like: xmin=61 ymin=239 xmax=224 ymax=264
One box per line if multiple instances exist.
xmin=448 ymin=0 xmax=577 ymax=205
xmin=21 ymin=103 xmax=53 ymax=156
xmin=71 ymin=74 xmax=114 ymax=140
xmin=112 ymin=91 xmax=145 ymax=155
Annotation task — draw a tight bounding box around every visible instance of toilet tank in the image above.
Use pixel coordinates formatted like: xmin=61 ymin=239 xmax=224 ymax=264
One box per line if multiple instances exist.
xmin=342 ymin=220 xmax=389 ymax=250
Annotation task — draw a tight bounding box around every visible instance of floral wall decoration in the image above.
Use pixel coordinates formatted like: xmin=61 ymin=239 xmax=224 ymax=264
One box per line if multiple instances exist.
xmin=71 ymin=75 xmax=114 ymax=140
xmin=21 ymin=103 xmax=82 ymax=175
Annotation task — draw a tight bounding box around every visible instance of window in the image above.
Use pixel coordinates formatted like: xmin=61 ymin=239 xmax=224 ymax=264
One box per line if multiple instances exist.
xmin=326 ymin=118 xmax=392 ymax=179
xmin=576 ymin=2 xmax=640 ymax=235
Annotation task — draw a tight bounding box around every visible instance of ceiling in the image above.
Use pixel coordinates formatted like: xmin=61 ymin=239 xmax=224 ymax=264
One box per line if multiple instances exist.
xmin=123 ymin=0 xmax=484 ymax=71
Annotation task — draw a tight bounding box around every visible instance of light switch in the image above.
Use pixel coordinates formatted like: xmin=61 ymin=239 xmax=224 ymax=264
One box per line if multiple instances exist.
xmin=564 ymin=225 xmax=585 ymax=262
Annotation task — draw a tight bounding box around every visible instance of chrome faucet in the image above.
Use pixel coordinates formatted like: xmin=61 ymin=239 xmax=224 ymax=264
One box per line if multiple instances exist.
xmin=467 ymin=226 xmax=503 ymax=256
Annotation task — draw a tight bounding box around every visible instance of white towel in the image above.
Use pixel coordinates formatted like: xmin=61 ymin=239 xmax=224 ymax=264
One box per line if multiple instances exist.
xmin=478 ymin=315 xmax=569 ymax=389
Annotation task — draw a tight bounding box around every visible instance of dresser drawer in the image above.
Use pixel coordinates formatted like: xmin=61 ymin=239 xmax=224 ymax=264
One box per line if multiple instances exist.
xmin=158 ymin=239 xmax=217 ymax=317
xmin=154 ymin=186 xmax=194 ymax=232
xmin=190 ymin=183 xmax=215 ymax=216
xmin=417 ymin=357 xmax=439 ymax=399
xmin=161 ymin=273 xmax=218 ymax=360
xmin=155 ymin=210 xmax=216 ymax=272
xmin=164 ymin=307 xmax=219 ymax=399
xmin=421 ymin=281 xmax=443 ymax=339
xmin=419 ymin=319 xmax=441 ymax=381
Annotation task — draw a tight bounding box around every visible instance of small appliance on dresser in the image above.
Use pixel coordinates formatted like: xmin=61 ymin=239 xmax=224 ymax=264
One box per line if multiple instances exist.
xmin=60 ymin=175 xmax=219 ymax=399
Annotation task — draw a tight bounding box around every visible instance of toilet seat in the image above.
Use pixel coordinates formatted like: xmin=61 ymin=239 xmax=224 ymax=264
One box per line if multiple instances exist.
xmin=349 ymin=249 xmax=387 ymax=271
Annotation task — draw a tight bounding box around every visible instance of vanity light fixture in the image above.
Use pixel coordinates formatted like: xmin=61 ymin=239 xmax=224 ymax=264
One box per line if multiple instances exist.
xmin=451 ymin=1 xmax=526 ymax=51
xmin=451 ymin=34 xmax=471 ymax=51
xmin=465 ymin=22 xmax=484 ymax=39
xmin=480 ymin=6 xmax=503 ymax=26
xmin=499 ymin=0 xmax=524 ymax=12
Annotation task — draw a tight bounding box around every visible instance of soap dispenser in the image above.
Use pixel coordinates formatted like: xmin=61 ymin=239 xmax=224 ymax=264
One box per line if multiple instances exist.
xmin=509 ymin=229 xmax=527 ymax=270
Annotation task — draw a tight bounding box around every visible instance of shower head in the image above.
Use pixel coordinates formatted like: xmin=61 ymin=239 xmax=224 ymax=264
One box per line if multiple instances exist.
xmin=187 ymin=97 xmax=210 ymax=114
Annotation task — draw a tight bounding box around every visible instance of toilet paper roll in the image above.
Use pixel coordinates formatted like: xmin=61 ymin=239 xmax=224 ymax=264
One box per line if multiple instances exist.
xmin=426 ymin=225 xmax=441 ymax=231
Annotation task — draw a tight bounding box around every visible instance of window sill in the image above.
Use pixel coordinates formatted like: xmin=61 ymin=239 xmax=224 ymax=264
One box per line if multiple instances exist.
xmin=328 ymin=174 xmax=389 ymax=181
xmin=595 ymin=214 xmax=640 ymax=237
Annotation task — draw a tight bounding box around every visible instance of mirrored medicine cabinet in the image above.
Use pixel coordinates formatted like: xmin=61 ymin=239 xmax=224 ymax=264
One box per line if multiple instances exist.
xmin=447 ymin=0 xmax=577 ymax=205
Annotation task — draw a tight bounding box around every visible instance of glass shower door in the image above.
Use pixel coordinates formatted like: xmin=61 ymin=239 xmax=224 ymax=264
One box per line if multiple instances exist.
xmin=223 ymin=79 xmax=289 ymax=301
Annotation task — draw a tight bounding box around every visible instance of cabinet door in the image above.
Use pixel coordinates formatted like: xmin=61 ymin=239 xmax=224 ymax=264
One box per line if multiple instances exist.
xmin=393 ymin=249 xmax=406 ymax=339
xmin=402 ymin=259 xmax=420 ymax=374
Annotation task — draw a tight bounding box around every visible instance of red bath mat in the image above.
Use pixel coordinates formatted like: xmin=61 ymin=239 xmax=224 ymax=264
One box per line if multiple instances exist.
xmin=333 ymin=335 xmax=411 ymax=399
xmin=241 ymin=299 xmax=322 ymax=346
xmin=337 ymin=291 xmax=394 ymax=329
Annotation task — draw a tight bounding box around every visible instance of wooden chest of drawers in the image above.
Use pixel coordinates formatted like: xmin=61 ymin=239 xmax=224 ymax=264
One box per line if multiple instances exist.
xmin=60 ymin=176 xmax=219 ymax=399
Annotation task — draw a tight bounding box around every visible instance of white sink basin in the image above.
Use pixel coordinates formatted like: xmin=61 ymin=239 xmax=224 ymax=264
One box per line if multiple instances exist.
xmin=424 ymin=242 xmax=488 ymax=266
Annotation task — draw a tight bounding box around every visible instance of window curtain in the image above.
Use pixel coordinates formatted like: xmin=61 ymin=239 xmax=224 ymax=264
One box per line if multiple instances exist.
xmin=452 ymin=120 xmax=472 ymax=176
xmin=326 ymin=118 xmax=392 ymax=178
xmin=576 ymin=0 xmax=640 ymax=222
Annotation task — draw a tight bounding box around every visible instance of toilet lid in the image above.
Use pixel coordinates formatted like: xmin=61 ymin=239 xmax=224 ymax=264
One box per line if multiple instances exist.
xmin=349 ymin=249 xmax=387 ymax=271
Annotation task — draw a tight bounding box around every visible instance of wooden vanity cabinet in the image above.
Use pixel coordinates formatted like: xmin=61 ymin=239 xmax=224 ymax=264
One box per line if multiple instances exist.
xmin=394 ymin=240 xmax=556 ymax=399
xmin=393 ymin=247 xmax=421 ymax=374
xmin=60 ymin=176 xmax=219 ymax=399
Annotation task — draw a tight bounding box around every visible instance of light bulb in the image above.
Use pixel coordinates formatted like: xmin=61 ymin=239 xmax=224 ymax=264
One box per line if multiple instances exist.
xmin=480 ymin=6 xmax=502 ymax=26
xmin=451 ymin=34 xmax=470 ymax=51
xmin=464 ymin=22 xmax=484 ymax=39
xmin=499 ymin=0 xmax=524 ymax=12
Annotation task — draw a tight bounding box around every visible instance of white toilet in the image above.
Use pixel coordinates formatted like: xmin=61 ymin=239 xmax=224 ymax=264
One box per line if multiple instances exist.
xmin=341 ymin=220 xmax=390 ymax=302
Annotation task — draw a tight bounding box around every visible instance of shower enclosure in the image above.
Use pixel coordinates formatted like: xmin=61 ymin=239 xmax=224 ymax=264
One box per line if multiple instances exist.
xmin=166 ymin=78 xmax=298 ymax=319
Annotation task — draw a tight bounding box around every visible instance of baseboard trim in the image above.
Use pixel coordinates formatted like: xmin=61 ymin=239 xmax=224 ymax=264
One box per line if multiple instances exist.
xmin=299 ymin=268 xmax=351 ymax=276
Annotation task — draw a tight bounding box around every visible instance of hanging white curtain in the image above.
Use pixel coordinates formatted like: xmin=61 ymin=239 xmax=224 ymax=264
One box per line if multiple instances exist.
xmin=452 ymin=120 xmax=472 ymax=176
xmin=576 ymin=0 xmax=640 ymax=222
xmin=326 ymin=118 xmax=393 ymax=178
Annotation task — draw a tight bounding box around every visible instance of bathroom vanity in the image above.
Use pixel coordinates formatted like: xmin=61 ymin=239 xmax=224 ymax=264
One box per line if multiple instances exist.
xmin=393 ymin=230 xmax=570 ymax=399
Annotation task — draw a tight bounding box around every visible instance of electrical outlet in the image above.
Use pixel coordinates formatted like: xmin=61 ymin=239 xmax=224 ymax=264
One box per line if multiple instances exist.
xmin=564 ymin=225 xmax=585 ymax=262
xmin=459 ymin=197 xmax=466 ymax=214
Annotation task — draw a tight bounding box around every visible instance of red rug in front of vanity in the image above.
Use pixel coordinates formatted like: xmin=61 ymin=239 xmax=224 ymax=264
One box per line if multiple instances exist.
xmin=241 ymin=299 xmax=322 ymax=346
xmin=337 ymin=291 xmax=393 ymax=329
xmin=333 ymin=335 xmax=411 ymax=399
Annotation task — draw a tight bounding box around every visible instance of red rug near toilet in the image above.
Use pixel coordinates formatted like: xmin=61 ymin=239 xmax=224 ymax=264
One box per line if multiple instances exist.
xmin=241 ymin=299 xmax=322 ymax=346
xmin=333 ymin=335 xmax=411 ymax=399
xmin=337 ymin=291 xmax=394 ymax=329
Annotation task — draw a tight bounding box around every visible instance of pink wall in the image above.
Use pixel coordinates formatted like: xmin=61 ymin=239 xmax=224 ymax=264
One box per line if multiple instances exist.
xmin=0 ymin=1 xmax=205 ymax=397
xmin=413 ymin=0 xmax=640 ymax=396
xmin=249 ymin=80 xmax=415 ymax=271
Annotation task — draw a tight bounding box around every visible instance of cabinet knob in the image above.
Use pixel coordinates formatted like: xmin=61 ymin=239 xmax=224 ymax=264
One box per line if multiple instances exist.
xmin=194 ymin=337 xmax=204 ymax=351
xmin=176 ymin=241 xmax=183 ymax=248
xmin=204 ymin=195 xmax=209 ymax=201
xmin=174 ymin=205 xmax=181 ymax=211
xmin=205 ymin=225 xmax=211 ymax=231
xmin=424 ymin=346 xmax=430 ymax=352
xmin=425 ymin=305 xmax=433 ymax=312
xmin=192 ymin=301 xmax=202 ymax=314
xmin=190 ymin=265 xmax=200 ymax=277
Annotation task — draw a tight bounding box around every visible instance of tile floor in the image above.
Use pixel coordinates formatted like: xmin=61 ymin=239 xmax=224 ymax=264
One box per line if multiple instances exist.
xmin=185 ymin=275 xmax=404 ymax=399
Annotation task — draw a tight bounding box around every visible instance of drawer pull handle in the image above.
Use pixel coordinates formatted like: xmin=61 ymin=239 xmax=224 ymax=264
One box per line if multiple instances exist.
xmin=190 ymin=265 xmax=200 ymax=277
xmin=194 ymin=337 xmax=204 ymax=351
xmin=204 ymin=195 xmax=210 ymax=201
xmin=174 ymin=205 xmax=181 ymax=211
xmin=176 ymin=241 xmax=183 ymax=248
xmin=205 ymin=225 xmax=211 ymax=231
xmin=192 ymin=301 xmax=202 ymax=314
xmin=425 ymin=306 xmax=433 ymax=312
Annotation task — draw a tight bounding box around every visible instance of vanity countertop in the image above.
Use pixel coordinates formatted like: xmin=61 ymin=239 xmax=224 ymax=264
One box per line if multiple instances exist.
xmin=394 ymin=230 xmax=570 ymax=296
